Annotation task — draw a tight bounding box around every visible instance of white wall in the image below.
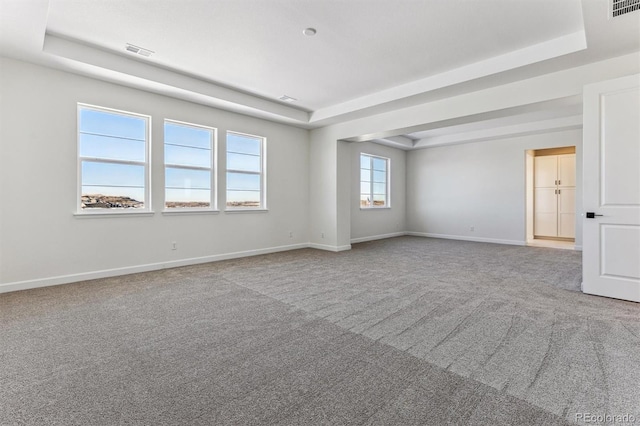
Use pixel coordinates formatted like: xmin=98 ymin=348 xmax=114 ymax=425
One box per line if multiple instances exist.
xmin=308 ymin=53 xmax=639 ymax=251
xmin=0 ymin=58 xmax=310 ymax=290
xmin=350 ymin=142 xmax=406 ymax=242
xmin=406 ymin=129 xmax=583 ymax=247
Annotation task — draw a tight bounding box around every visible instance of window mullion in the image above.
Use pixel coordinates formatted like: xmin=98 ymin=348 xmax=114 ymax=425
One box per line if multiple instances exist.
xmin=370 ymin=157 xmax=374 ymax=207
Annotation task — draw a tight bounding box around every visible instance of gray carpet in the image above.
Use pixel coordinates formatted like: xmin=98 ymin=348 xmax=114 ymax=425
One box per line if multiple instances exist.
xmin=1 ymin=236 xmax=638 ymax=425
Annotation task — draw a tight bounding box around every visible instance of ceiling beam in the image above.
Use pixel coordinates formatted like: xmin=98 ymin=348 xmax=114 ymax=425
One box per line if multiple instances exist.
xmin=309 ymin=30 xmax=587 ymax=124
xmin=42 ymin=33 xmax=311 ymax=127
xmin=412 ymin=115 xmax=583 ymax=149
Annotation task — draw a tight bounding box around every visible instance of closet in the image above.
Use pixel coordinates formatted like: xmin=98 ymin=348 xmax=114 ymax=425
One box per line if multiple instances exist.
xmin=534 ymin=151 xmax=576 ymax=239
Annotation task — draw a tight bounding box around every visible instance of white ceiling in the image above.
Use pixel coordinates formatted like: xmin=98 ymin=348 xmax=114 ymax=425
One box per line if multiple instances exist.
xmin=1 ymin=0 xmax=639 ymax=139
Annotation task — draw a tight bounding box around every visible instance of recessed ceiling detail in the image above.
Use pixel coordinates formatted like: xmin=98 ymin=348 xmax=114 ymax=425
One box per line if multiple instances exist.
xmin=0 ymin=0 xmax=638 ymax=130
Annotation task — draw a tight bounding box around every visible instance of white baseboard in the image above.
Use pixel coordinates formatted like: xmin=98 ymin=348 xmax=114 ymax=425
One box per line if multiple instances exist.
xmin=407 ymin=232 xmax=525 ymax=246
xmin=309 ymin=243 xmax=352 ymax=252
xmin=0 ymin=243 xmax=309 ymax=294
xmin=351 ymin=232 xmax=407 ymax=244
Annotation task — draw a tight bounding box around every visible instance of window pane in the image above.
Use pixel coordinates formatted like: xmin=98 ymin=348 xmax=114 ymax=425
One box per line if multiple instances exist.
xmin=227 ymin=172 xmax=260 ymax=191
xmin=165 ymin=167 xmax=210 ymax=190
xmin=165 ymin=188 xmax=210 ymax=208
xmin=360 ymin=182 xmax=370 ymax=194
xmin=227 ymin=190 xmax=261 ymax=208
xmin=373 ymin=194 xmax=386 ymax=206
xmin=165 ymin=144 xmax=211 ymax=168
xmin=360 ymin=168 xmax=370 ymax=182
xmin=164 ymin=122 xmax=211 ymax=149
xmin=360 ymin=155 xmax=371 ymax=169
xmin=227 ymin=133 xmax=261 ymax=155
xmin=227 ymin=152 xmax=260 ymax=172
xmin=373 ymin=157 xmax=387 ymax=171
xmin=80 ymin=108 xmax=145 ymax=140
xmin=360 ymin=194 xmax=371 ymax=207
xmin=80 ymin=134 xmax=145 ymax=162
xmin=81 ymin=186 xmax=144 ymax=209
xmin=82 ymin=161 xmax=144 ymax=187
xmin=373 ymin=170 xmax=386 ymax=183
xmin=373 ymin=183 xmax=387 ymax=195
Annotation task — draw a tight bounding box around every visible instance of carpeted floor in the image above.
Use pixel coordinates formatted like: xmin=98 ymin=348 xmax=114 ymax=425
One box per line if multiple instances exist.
xmin=1 ymin=237 xmax=639 ymax=425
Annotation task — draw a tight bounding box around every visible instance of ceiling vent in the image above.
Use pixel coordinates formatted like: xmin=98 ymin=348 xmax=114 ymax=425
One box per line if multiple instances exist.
xmin=611 ymin=0 xmax=640 ymax=17
xmin=278 ymin=95 xmax=297 ymax=102
xmin=125 ymin=43 xmax=154 ymax=57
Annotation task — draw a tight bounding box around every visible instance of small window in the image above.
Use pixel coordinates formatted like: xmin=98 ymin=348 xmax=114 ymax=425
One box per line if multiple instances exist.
xmin=78 ymin=104 xmax=150 ymax=211
xmin=164 ymin=120 xmax=216 ymax=210
xmin=360 ymin=153 xmax=389 ymax=208
xmin=226 ymin=131 xmax=265 ymax=209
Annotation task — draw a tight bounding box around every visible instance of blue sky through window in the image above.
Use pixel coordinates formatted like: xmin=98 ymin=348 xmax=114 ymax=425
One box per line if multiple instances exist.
xmin=226 ymin=132 xmax=263 ymax=206
xmin=79 ymin=107 xmax=148 ymax=207
xmin=164 ymin=121 xmax=213 ymax=206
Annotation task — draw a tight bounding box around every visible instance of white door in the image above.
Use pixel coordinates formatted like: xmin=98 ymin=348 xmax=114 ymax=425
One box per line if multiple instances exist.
xmin=558 ymin=154 xmax=576 ymax=188
xmin=535 ymin=188 xmax=558 ymax=237
xmin=558 ymin=187 xmax=576 ymax=238
xmin=558 ymin=154 xmax=576 ymax=238
xmin=583 ymin=74 xmax=640 ymax=302
xmin=534 ymin=156 xmax=558 ymax=237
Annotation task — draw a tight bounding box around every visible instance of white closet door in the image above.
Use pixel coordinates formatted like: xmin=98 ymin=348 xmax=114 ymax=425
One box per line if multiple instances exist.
xmin=558 ymin=187 xmax=576 ymax=238
xmin=534 ymin=156 xmax=557 ymax=187
xmin=534 ymin=188 xmax=558 ymax=237
xmin=557 ymin=154 xmax=576 ymax=187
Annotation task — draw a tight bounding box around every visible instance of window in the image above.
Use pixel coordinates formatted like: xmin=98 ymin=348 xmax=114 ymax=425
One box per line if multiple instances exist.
xmin=226 ymin=131 xmax=265 ymax=209
xmin=164 ymin=120 xmax=216 ymax=210
xmin=360 ymin=153 xmax=389 ymax=208
xmin=78 ymin=104 xmax=150 ymax=211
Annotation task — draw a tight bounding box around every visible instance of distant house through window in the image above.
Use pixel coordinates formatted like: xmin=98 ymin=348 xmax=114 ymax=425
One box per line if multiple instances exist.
xmin=226 ymin=131 xmax=265 ymax=209
xmin=78 ymin=104 xmax=150 ymax=211
xmin=360 ymin=153 xmax=389 ymax=208
xmin=164 ymin=120 xmax=216 ymax=209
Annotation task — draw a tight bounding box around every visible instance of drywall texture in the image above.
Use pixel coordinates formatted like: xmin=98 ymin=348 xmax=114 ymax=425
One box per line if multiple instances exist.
xmin=406 ymin=129 xmax=583 ymax=247
xmin=350 ymin=142 xmax=406 ymax=241
xmin=0 ymin=58 xmax=310 ymax=287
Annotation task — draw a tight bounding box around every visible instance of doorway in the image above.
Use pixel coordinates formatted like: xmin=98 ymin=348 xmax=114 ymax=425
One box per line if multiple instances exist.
xmin=525 ymin=146 xmax=576 ymax=250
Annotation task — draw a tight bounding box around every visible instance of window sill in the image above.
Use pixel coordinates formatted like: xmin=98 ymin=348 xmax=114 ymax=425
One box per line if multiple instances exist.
xmin=224 ymin=208 xmax=269 ymax=214
xmin=162 ymin=209 xmax=220 ymax=216
xmin=74 ymin=210 xmax=155 ymax=218
xmin=360 ymin=207 xmax=392 ymax=210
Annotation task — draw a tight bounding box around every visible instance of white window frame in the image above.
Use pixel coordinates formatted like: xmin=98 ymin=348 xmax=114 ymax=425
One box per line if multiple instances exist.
xmin=76 ymin=103 xmax=152 ymax=215
xmin=163 ymin=119 xmax=218 ymax=212
xmin=225 ymin=131 xmax=267 ymax=211
xmin=360 ymin=153 xmax=390 ymax=209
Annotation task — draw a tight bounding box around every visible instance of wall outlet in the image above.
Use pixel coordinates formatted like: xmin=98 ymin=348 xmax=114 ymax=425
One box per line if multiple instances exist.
xmin=470 ymin=226 xmax=475 ymax=232
xmin=321 ymin=232 xmax=325 ymax=239
xmin=289 ymin=231 xmax=293 ymax=238
xmin=171 ymin=241 xmax=177 ymax=250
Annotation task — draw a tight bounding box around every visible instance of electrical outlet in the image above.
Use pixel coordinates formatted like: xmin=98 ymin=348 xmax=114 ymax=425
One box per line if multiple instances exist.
xmin=289 ymin=231 xmax=293 ymax=238
xmin=171 ymin=241 xmax=177 ymax=250
xmin=470 ymin=226 xmax=475 ymax=232
xmin=321 ymin=232 xmax=325 ymax=239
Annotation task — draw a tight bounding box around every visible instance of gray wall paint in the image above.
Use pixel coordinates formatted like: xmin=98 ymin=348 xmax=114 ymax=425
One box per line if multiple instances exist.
xmin=406 ymin=129 xmax=583 ymax=246
xmin=0 ymin=58 xmax=310 ymax=286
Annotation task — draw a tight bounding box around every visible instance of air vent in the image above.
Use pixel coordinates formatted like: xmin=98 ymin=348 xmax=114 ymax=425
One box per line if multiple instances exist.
xmin=611 ymin=0 xmax=640 ymax=17
xmin=125 ymin=43 xmax=154 ymax=57
xmin=278 ymin=95 xmax=297 ymax=102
